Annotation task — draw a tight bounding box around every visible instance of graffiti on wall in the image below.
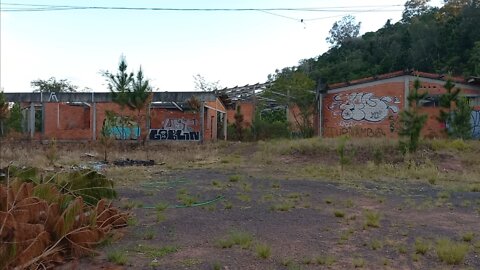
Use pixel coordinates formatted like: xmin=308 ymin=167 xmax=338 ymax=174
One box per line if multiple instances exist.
xmin=102 ymin=114 xmax=140 ymax=140
xmin=472 ymin=110 xmax=480 ymax=139
xmin=149 ymin=118 xmax=199 ymax=141
xmin=329 ymin=92 xmax=400 ymax=122
xmin=325 ymin=126 xmax=386 ymax=138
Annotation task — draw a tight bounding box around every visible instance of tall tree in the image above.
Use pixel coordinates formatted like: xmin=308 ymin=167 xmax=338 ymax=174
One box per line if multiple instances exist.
xmin=193 ymin=74 xmax=221 ymax=92
xmin=102 ymin=56 xmax=152 ymax=144
xmin=449 ymin=96 xmax=472 ymax=139
xmin=31 ymin=77 xmax=78 ymax=92
xmin=130 ymin=67 xmax=153 ymax=144
xmin=399 ymin=79 xmax=428 ymax=153
xmin=326 ymin=15 xmax=361 ymax=48
xmin=102 ymin=55 xmax=134 ymax=108
xmin=438 ymin=79 xmax=460 ymax=134
xmin=402 ymin=0 xmax=432 ymax=22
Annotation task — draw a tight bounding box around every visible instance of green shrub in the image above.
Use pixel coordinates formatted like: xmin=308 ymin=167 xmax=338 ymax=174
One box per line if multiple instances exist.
xmin=462 ymin=232 xmax=475 ymax=242
xmin=352 ymin=258 xmax=365 ymax=268
xmin=364 ymin=210 xmax=381 ymax=228
xmin=334 ymin=210 xmax=345 ymax=218
xmin=255 ymin=243 xmax=271 ymax=259
xmin=436 ymin=238 xmax=469 ymax=264
xmin=414 ymin=238 xmax=429 ymax=255
xmin=107 ymin=250 xmax=127 ymax=265
xmin=229 ymin=175 xmax=241 ymax=182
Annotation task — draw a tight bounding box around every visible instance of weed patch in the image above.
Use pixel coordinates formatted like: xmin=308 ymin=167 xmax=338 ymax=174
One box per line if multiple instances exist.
xmin=107 ymin=250 xmax=128 ymax=265
xmin=255 ymin=243 xmax=271 ymax=259
xmin=216 ymin=231 xmax=254 ymax=249
xmin=364 ymin=210 xmax=381 ymax=228
xmin=435 ymin=238 xmax=469 ymax=265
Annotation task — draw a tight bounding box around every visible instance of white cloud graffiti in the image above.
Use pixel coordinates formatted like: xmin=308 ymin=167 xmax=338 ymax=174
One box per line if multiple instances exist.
xmin=330 ymin=92 xmax=400 ymax=122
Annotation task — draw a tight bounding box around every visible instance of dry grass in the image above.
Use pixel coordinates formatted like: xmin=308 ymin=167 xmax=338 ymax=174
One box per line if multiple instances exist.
xmin=2 ymin=138 xmax=479 ymax=192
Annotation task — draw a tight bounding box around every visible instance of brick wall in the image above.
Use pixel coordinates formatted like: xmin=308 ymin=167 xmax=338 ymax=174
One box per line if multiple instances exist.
xmin=322 ymin=77 xmax=480 ymax=138
xmin=323 ymin=82 xmax=404 ymax=138
xmin=227 ymin=101 xmax=254 ymax=128
xmin=43 ymin=103 xmax=92 ymax=140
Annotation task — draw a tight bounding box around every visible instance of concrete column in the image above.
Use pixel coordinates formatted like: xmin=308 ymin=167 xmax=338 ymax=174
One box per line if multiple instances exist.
xmin=92 ymin=102 xmax=97 ymax=141
xmin=200 ymin=103 xmax=205 ymax=143
xmin=29 ymin=102 xmax=35 ymax=139
xmin=41 ymin=103 xmax=45 ymax=137
xmin=147 ymin=103 xmax=151 ymax=141
xmin=57 ymin=103 xmax=60 ymax=129
xmin=318 ymin=93 xmax=324 ymax=137
xmin=223 ymin=112 xmax=227 ymax=141
xmin=404 ymin=76 xmax=410 ymax=109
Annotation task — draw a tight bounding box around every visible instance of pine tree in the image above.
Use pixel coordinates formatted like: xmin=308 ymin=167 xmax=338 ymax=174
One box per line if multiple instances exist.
xmin=438 ymin=79 xmax=460 ymax=134
xmin=449 ymin=97 xmax=472 ymax=139
xmin=399 ymin=79 xmax=428 ymax=152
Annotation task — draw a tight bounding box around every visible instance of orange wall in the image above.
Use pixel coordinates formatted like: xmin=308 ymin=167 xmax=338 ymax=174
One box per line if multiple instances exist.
xmin=227 ymin=102 xmax=254 ymax=128
xmin=323 ymin=82 xmax=404 ymax=138
xmin=43 ymin=103 xmax=92 ymax=140
xmin=94 ymin=103 xmax=145 ymax=140
xmin=323 ymin=78 xmax=480 ymax=138
xmin=149 ymin=108 xmax=201 ymax=141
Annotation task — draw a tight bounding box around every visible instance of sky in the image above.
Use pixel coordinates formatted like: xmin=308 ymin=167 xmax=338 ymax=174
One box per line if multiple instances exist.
xmin=0 ymin=0 xmax=444 ymax=93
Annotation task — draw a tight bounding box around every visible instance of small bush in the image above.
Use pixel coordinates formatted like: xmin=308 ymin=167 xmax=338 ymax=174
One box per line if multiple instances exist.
xmin=143 ymin=230 xmax=155 ymax=240
xmin=216 ymin=230 xmax=254 ymax=249
xmin=414 ymin=238 xmax=429 ymax=255
xmin=352 ymin=258 xmax=365 ymax=268
xmin=271 ymin=202 xmax=294 ymax=212
xmin=436 ymin=238 xmax=469 ymax=265
xmin=334 ymin=210 xmax=345 ymax=218
xmin=155 ymin=202 xmax=169 ymax=212
xmin=364 ymin=210 xmax=381 ymax=228
xmin=223 ymin=201 xmax=233 ymax=210
xmin=316 ymin=254 xmax=335 ymax=265
xmin=370 ymin=239 xmax=383 ymax=250
xmin=462 ymin=232 xmax=474 ymax=242
xmin=255 ymin=243 xmax=271 ymax=259
xmin=107 ymin=250 xmax=128 ymax=265
xmin=229 ymin=175 xmax=241 ymax=182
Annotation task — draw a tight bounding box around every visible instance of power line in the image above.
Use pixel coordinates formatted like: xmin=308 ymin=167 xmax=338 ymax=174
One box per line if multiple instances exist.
xmin=0 ymin=3 xmax=403 ymax=13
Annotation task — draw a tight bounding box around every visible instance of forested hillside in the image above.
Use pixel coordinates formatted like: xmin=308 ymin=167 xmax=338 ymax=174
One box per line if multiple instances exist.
xmin=281 ymin=0 xmax=480 ymax=86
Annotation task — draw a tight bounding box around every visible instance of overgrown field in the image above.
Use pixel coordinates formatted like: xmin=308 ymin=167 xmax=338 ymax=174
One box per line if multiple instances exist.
xmin=1 ymin=138 xmax=479 ymax=269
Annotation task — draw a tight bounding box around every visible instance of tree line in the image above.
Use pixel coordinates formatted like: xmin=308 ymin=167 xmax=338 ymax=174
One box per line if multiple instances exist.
xmin=294 ymin=0 xmax=480 ymax=86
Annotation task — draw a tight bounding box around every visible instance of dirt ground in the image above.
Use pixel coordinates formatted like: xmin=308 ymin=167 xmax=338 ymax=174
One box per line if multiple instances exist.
xmin=76 ymin=165 xmax=479 ymax=269
xmin=2 ymin=139 xmax=479 ymax=269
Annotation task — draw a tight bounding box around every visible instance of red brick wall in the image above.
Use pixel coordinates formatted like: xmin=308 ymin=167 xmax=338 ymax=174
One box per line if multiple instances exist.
xmin=323 ymin=77 xmax=480 ymax=138
xmin=150 ymin=108 xmax=200 ymax=131
xmin=43 ymin=103 xmax=91 ymax=140
xmin=205 ymin=100 xmax=226 ymax=140
xmin=323 ymin=82 xmax=404 ymax=138
xmin=95 ymin=103 xmax=145 ymax=140
xmin=227 ymin=101 xmax=254 ymax=128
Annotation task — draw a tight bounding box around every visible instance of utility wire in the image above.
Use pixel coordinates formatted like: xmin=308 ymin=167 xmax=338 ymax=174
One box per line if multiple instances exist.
xmin=1 ymin=3 xmax=403 ymax=13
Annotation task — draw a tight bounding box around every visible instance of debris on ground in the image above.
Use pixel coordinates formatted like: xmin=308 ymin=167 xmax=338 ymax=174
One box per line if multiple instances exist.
xmin=113 ymin=159 xmax=155 ymax=167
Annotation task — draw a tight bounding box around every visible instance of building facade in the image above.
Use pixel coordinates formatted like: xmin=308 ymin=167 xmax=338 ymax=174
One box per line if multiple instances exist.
xmin=4 ymin=92 xmax=227 ymax=142
xmin=321 ymin=71 xmax=480 ymax=139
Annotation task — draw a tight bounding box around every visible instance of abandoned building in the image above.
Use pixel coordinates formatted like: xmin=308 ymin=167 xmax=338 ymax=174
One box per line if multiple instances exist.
xmin=321 ymin=71 xmax=480 ymax=139
xmin=3 ymin=92 xmax=227 ymax=142
xmin=3 ymin=70 xmax=480 ymax=141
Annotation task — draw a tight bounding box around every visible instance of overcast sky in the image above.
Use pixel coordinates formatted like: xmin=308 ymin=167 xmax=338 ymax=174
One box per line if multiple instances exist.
xmin=0 ymin=0 xmax=444 ymax=92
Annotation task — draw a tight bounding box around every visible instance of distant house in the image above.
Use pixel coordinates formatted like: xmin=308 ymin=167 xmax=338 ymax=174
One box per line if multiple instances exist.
xmin=321 ymin=70 xmax=480 ymax=139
